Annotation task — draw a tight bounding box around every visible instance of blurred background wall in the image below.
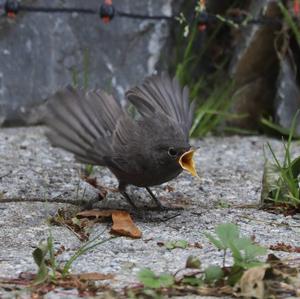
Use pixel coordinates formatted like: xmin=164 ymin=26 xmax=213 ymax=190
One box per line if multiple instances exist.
xmin=0 ymin=0 xmax=181 ymax=125
xmin=0 ymin=0 xmax=299 ymax=136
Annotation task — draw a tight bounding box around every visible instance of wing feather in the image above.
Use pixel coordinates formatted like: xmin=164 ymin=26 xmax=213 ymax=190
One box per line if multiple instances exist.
xmin=126 ymin=73 xmax=194 ymax=136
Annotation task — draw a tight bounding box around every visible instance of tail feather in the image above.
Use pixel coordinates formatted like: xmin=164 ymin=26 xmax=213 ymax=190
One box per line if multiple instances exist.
xmin=44 ymin=86 xmax=123 ymax=165
xmin=46 ymin=130 xmax=89 ymax=161
xmin=52 ymin=88 xmax=102 ymax=143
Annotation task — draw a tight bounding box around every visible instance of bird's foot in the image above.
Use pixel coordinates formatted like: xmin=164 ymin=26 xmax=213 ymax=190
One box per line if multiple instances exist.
xmin=144 ymin=187 xmax=184 ymax=211
xmin=119 ymin=191 xmax=138 ymax=209
xmin=119 ymin=187 xmax=185 ymax=211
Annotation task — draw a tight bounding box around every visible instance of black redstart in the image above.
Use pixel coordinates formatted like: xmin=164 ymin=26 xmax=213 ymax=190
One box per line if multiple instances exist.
xmin=44 ymin=73 xmax=197 ymax=209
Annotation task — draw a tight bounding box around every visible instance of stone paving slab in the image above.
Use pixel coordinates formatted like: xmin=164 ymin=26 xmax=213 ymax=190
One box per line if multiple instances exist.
xmin=0 ymin=127 xmax=300 ymax=298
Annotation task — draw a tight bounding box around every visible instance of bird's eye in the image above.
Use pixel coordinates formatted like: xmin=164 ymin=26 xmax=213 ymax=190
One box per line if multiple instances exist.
xmin=168 ymin=147 xmax=177 ymax=157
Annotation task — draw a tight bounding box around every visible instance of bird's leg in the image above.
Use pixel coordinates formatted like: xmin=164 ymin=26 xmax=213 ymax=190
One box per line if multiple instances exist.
xmin=118 ymin=182 xmax=138 ymax=209
xmin=145 ymin=187 xmax=184 ymax=211
xmin=120 ymin=190 xmax=138 ymax=209
xmin=145 ymin=187 xmax=164 ymax=209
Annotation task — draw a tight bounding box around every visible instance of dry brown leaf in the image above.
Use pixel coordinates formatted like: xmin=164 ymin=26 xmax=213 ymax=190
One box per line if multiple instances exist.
xmin=72 ymin=272 xmax=114 ymax=281
xmin=269 ymin=242 xmax=300 ymax=253
xmin=111 ymin=211 xmax=142 ymax=239
xmin=236 ymin=265 xmax=269 ymax=299
xmin=196 ymin=286 xmax=233 ymax=296
xmin=77 ymin=209 xmax=142 ymax=238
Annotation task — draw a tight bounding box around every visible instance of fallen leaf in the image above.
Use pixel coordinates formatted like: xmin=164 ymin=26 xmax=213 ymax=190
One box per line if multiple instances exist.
xmin=236 ymin=265 xmax=268 ymax=299
xmin=72 ymin=272 xmax=114 ymax=281
xmin=111 ymin=211 xmax=142 ymax=238
xmin=78 ymin=209 xmax=142 ymax=239
xmin=270 ymin=242 xmax=300 ymax=253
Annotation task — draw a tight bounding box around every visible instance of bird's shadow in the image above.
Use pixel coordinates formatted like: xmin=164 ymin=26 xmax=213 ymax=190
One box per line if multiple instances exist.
xmin=89 ymin=194 xmax=193 ymax=223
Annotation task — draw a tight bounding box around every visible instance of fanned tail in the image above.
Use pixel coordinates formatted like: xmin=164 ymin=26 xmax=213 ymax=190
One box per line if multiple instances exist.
xmin=43 ymin=86 xmax=123 ymax=165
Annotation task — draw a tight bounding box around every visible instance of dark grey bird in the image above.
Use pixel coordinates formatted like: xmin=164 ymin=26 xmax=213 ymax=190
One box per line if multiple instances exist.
xmin=44 ymin=73 xmax=198 ymax=209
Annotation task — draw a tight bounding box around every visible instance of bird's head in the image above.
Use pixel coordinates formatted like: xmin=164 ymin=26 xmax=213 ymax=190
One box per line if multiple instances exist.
xmin=142 ymin=115 xmax=198 ymax=178
xmin=167 ymin=146 xmax=198 ymax=177
xmin=152 ymin=142 xmax=198 ymax=178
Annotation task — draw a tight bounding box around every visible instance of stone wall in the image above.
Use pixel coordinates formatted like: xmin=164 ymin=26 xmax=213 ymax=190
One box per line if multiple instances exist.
xmin=0 ymin=0 xmax=179 ymax=125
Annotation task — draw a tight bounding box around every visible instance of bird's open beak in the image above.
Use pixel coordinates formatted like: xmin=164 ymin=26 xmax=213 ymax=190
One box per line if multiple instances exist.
xmin=178 ymin=148 xmax=198 ymax=177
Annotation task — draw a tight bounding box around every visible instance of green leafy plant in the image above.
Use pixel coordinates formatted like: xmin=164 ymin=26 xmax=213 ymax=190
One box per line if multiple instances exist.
xmin=32 ymin=235 xmax=53 ymax=285
xmin=174 ymin=2 xmax=247 ymax=138
xmin=185 ymin=255 xmax=201 ymax=269
xmin=205 ymin=223 xmax=267 ymax=284
xmin=164 ymin=240 xmax=189 ymax=250
xmin=261 ymin=116 xmax=300 ymax=139
xmin=172 ymin=258 xmax=225 ymax=288
xmin=138 ymin=269 xmax=174 ymax=289
xmin=204 ymin=265 xmax=224 ymax=284
xmin=278 ymin=0 xmax=300 ymax=47
xmin=32 ymin=231 xmax=114 ymax=285
xmin=135 ymin=223 xmax=267 ymax=297
xmin=84 ymin=164 xmax=94 ymax=177
xmin=261 ymin=111 xmax=300 ymax=209
xmin=176 ymin=23 xmax=239 ymax=138
xmin=189 ymin=81 xmax=241 ymax=137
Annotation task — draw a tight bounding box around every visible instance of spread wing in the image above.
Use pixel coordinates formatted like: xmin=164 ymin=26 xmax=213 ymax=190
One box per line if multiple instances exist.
xmin=125 ymin=73 xmax=194 ymax=136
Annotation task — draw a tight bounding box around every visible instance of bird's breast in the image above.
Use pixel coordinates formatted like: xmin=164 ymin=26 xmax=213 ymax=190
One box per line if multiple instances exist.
xmin=109 ymin=163 xmax=182 ymax=187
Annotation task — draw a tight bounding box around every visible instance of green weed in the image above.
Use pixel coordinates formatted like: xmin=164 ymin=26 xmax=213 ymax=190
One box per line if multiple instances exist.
xmin=32 ymin=230 xmax=114 ymax=285
xmin=261 ymin=116 xmax=300 ymax=139
xmin=175 ymin=5 xmax=243 ymax=137
xmin=138 ymin=269 xmax=174 ymax=289
xmin=164 ymin=240 xmax=189 ymax=250
xmin=205 ymin=223 xmax=266 ymax=285
xmin=278 ymin=0 xmax=300 ymax=46
xmin=261 ymin=111 xmax=300 ymax=209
